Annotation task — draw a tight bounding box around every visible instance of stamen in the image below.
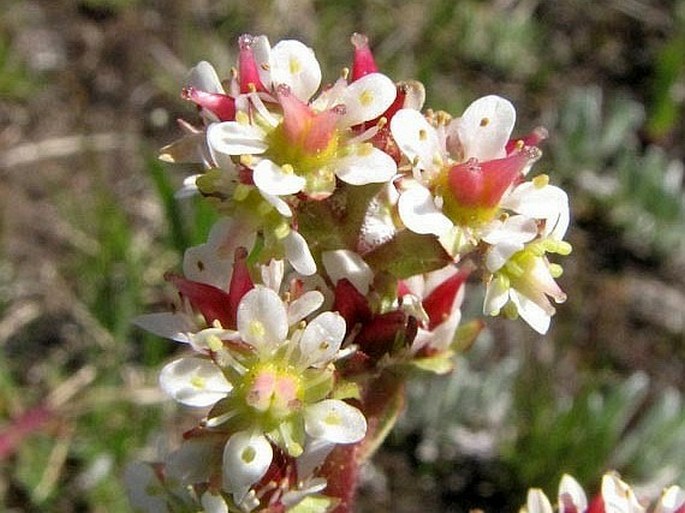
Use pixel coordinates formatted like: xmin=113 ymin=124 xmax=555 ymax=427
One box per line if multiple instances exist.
xmin=533 ymin=174 xmax=550 ymax=188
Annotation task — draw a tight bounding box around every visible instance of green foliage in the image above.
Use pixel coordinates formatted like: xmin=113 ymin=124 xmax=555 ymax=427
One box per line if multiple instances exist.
xmin=0 ymin=34 xmax=38 ymax=100
xmin=505 ymin=370 xmax=649 ymax=490
xmin=550 ymin=86 xmax=685 ymax=259
xmin=647 ymin=1 xmax=685 ymax=139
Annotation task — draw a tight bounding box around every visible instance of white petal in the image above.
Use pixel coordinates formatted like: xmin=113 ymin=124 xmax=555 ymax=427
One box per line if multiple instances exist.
xmin=299 ymin=312 xmax=346 ymax=367
xmin=269 ymin=40 xmax=322 ymax=101
xmin=485 ymin=240 xmax=526 ymax=274
xmin=183 ymin=217 xmax=256 ymax=290
xmin=283 ymin=230 xmax=317 ymax=276
xmin=201 ymin=492 xmax=228 ymax=513
xmin=656 ymin=486 xmax=685 ymax=513
xmin=502 ymin=182 xmax=570 ymax=239
xmin=296 ymin=437 xmax=335 ymax=480
xmin=310 ymin=76 xmax=348 ymax=111
xmin=456 ymin=95 xmax=515 ymax=161
xmin=133 ymin=312 xmax=194 ymax=344
xmin=339 ymin=73 xmax=396 ymax=127
xmin=483 ymin=277 xmax=510 ymax=316
xmin=222 ymin=432 xmax=273 ymax=500
xmin=237 ymin=287 xmax=288 ymax=351
xmin=261 ymin=259 xmax=285 ymax=292
xmin=559 ymin=474 xmax=588 ymax=513
xmin=398 ymin=185 xmax=453 ymax=236
xmin=175 ymin=173 xmax=201 ymax=199
xmin=159 ymin=357 xmax=232 ymax=407
xmin=482 ymin=215 xmax=538 ymax=246
xmin=390 ymin=109 xmax=444 ymax=176
xmin=261 ymin=190 xmax=293 ymax=217
xmin=251 ymin=35 xmax=272 ymax=90
xmin=510 ymin=289 xmax=552 ymax=335
xmin=207 ymin=121 xmax=268 ymax=156
xmin=304 ymin=399 xmax=367 ymax=444
xmin=424 ymin=307 xmax=461 ymax=352
xmin=321 ymin=249 xmax=373 ymax=295
xmin=527 ymin=489 xmax=554 ymax=513
xmin=288 ymin=290 xmax=325 ymax=325
xmin=601 ymin=474 xmax=645 ymax=513
xmin=166 ymin=438 xmax=216 ymax=485
xmin=482 ymin=215 xmax=538 ymax=272
xmin=334 ymin=146 xmax=396 ymax=185
xmin=253 ymin=159 xmax=306 ymax=196
xmin=188 ymin=326 xmax=239 ymax=353
xmin=188 ymin=61 xmax=225 ymax=94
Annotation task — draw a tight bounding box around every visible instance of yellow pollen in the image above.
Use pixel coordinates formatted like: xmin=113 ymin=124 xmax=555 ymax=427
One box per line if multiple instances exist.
xmin=549 ymin=263 xmax=564 ymax=278
xmin=207 ymin=334 xmax=224 ymax=352
xmin=324 ymin=411 xmax=342 ymax=426
xmin=533 ymin=174 xmax=550 ymax=188
xmin=282 ymin=163 xmax=295 ymax=175
xmin=418 ymin=129 xmax=427 ymax=141
xmin=357 ymin=143 xmax=373 ymax=157
xmin=249 ymin=320 xmax=266 ymax=339
xmin=241 ymin=446 xmax=256 ymax=464
xmin=515 ymin=140 xmax=525 ymax=151
xmin=240 ymin=154 xmax=254 ymax=166
xmin=236 ymin=111 xmax=250 ymax=125
xmin=233 ymin=183 xmax=251 ymax=201
xmin=190 ymin=376 xmax=206 ymax=389
xmin=359 ymin=89 xmax=374 ymax=107
xmin=289 ymin=57 xmax=302 ymax=75
xmin=274 ymin=221 xmax=291 ymax=240
xmin=319 ymin=340 xmax=330 ymax=351
xmin=260 ymin=62 xmax=270 ymax=71
xmin=341 ymin=67 xmax=350 ymax=80
xmin=257 ymin=200 xmax=273 ymax=216
xmin=480 ymin=117 xmax=490 ymax=127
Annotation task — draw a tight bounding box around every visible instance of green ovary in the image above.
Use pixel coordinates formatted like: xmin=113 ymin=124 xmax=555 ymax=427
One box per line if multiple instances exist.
xmin=434 ymin=170 xmax=498 ymax=228
xmin=241 ymin=363 xmax=304 ymax=429
xmin=265 ymin=124 xmax=340 ymax=195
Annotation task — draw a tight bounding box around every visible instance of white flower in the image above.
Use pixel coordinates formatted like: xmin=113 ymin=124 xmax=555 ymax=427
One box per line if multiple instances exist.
xmin=451 ymin=94 xmax=516 ymax=161
xmin=208 ymin=71 xmax=397 ymax=199
xmin=602 ymin=473 xmax=646 ymax=513
xmin=558 ymin=474 xmax=588 ymax=513
xmin=401 ymin=265 xmax=466 ymax=353
xmin=321 ymin=249 xmax=374 ymax=295
xmin=656 ymin=485 xmax=685 ymax=513
xmin=183 ymin=217 xmax=257 ymax=290
xmin=201 ymin=492 xmax=229 ymax=513
xmin=483 ymin=251 xmax=567 ymax=335
xmin=303 ymin=399 xmax=367 ymax=444
xmin=222 ymin=431 xmax=274 ymax=504
xmin=527 ymin=488 xmax=554 ymax=513
xmin=159 ymin=357 xmax=232 ymax=408
xmin=390 ymin=96 xmax=535 ymax=242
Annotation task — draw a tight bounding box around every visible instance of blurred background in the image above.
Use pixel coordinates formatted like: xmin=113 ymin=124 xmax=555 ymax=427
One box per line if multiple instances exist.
xmin=1 ymin=1 xmax=684 ymax=511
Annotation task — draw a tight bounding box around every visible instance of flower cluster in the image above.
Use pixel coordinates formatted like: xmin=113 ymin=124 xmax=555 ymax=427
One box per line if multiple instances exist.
xmin=525 ymin=473 xmax=685 ymax=513
xmin=132 ymin=33 xmax=576 ymax=513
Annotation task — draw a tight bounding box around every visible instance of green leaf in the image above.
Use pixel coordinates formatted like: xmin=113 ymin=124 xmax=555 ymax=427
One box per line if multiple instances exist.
xmin=411 ymin=354 xmax=455 ymax=374
xmin=450 ymin=319 xmax=485 ymax=353
xmin=331 ymin=379 xmax=361 ymax=401
xmin=364 ymin=230 xmax=452 ymax=279
xmin=288 ymin=495 xmax=335 ymax=513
